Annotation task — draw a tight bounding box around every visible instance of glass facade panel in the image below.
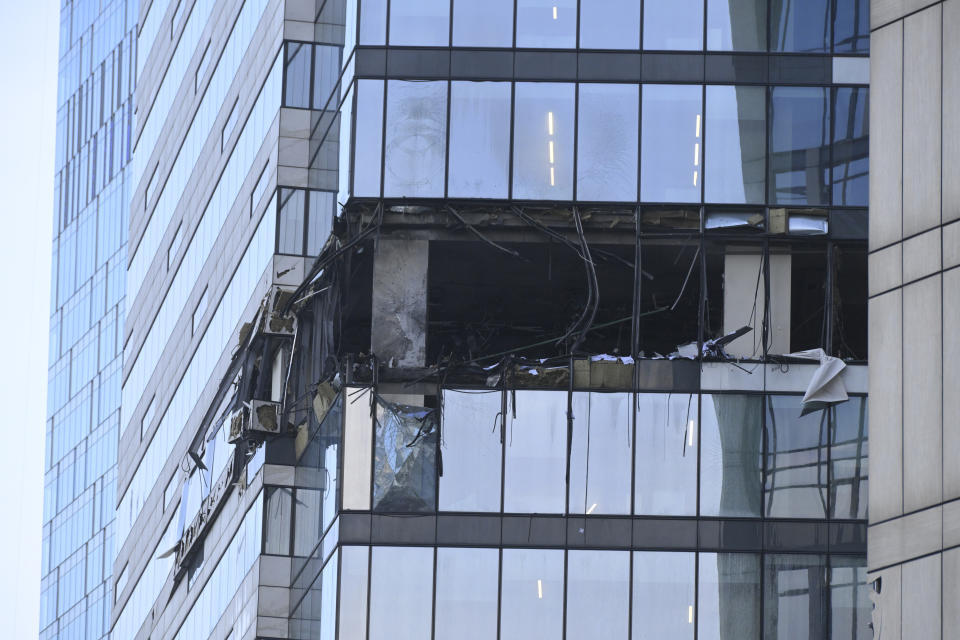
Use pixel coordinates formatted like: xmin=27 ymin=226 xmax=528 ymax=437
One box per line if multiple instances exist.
xmin=513 ymin=83 xmax=575 ymax=201
xmin=313 ymin=45 xmax=341 ymax=109
xmin=504 ymin=391 xmax=567 ymax=513
xmin=642 ymin=84 xmax=703 ymax=203
xmin=369 ymin=546 xmax=434 ymax=639
xmin=569 ymin=392 xmax=632 ymax=515
xmin=516 ymin=0 xmax=577 ymax=48
xmin=705 ymin=85 xmax=766 ymax=204
xmin=830 ymin=398 xmax=868 ymax=519
xmin=264 ymin=486 xmax=293 ymax=554
xmin=632 ymin=551 xmax=696 ymax=639
xmin=770 ymin=0 xmax=830 ymax=52
xmin=576 ymin=84 xmax=639 ymax=202
xmin=634 ymin=393 xmax=698 ymax=516
xmin=765 ymin=396 xmax=829 ymax=518
xmin=439 ymin=391 xmax=503 ymax=511
xmin=698 ymin=553 xmax=762 ymax=640
xmin=448 ymin=82 xmax=512 ymax=199
xmin=453 ymin=0 xmax=514 ymax=46
xmin=307 ymin=191 xmax=334 ymax=256
xmin=284 ymin=42 xmax=312 ymax=108
xmin=832 ymin=87 xmax=869 ymax=207
xmin=763 ymin=554 xmax=827 ymax=639
xmin=500 ymin=548 xmax=564 ymax=639
xmin=359 ymin=0 xmax=387 ymax=44
xmin=353 ymin=80 xmax=384 ymax=197
xmin=579 ymin=0 xmax=641 ymax=49
xmin=338 ymin=546 xmax=369 ymax=640
xmin=769 ymin=87 xmax=830 ymax=206
xmin=834 ymin=0 xmax=870 ymax=53
xmin=644 ymin=0 xmax=705 ymax=50
xmin=567 ymin=550 xmax=630 ymax=638
xmin=700 ymin=394 xmax=763 ymax=517
xmin=434 ymin=547 xmax=500 ymax=639
xmin=707 ymin=0 xmax=766 ymax=50
xmin=830 ymin=556 xmax=871 ymax=640
xmin=389 ymin=0 xmax=451 ymax=46
xmin=384 ymin=80 xmax=448 ymax=198
xmin=278 ymin=188 xmax=306 ymax=254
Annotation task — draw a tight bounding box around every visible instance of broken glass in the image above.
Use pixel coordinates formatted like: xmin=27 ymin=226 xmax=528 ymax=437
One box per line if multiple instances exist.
xmin=373 ymin=397 xmax=438 ymax=512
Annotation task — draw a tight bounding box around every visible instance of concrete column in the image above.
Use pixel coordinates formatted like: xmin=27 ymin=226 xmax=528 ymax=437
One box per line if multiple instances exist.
xmin=371 ymin=238 xmax=429 ymax=367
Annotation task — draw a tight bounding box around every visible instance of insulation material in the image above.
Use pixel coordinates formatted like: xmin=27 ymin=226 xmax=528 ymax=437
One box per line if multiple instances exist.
xmin=373 ymin=398 xmax=438 ymax=512
xmin=786 ymin=348 xmax=849 ymax=415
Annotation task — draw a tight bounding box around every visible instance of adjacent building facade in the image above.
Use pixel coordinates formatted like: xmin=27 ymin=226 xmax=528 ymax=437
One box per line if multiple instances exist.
xmin=45 ymin=0 xmax=878 ymax=639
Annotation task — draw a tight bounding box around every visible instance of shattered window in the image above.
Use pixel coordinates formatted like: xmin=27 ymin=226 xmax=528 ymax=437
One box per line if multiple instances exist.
xmin=504 ymin=390 xmax=567 ymax=514
xmin=383 ymin=80 xmax=447 ymax=198
xmin=569 ymin=392 xmax=632 ymax=515
xmin=770 ymin=0 xmax=830 ymax=52
xmin=567 ymin=550 xmax=630 ymax=638
xmin=634 ymin=393 xmax=698 ymax=516
xmin=831 ymin=87 xmax=869 ymax=207
xmin=764 ymin=396 xmax=829 ymax=518
xmin=373 ymin=396 xmax=438 ymax=512
xmin=435 ymin=547 xmax=499 ymax=639
xmin=632 ymin=551 xmax=696 ymax=640
xmin=764 ymin=554 xmax=827 ymax=639
xmin=500 ymin=548 xmax=565 ymax=638
xmin=700 ymin=394 xmax=763 ymax=517
xmin=439 ymin=391 xmax=502 ymax=512
xmin=830 ymin=397 xmax=868 ymax=519
xmin=576 ymin=83 xmax=639 ymax=202
xmin=698 ymin=553 xmax=762 ymax=640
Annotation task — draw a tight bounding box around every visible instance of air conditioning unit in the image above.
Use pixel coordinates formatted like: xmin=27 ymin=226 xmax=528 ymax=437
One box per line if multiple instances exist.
xmin=227 ymin=406 xmax=249 ymax=444
xmin=262 ymin=286 xmax=296 ymax=336
xmin=227 ymin=400 xmax=283 ymax=444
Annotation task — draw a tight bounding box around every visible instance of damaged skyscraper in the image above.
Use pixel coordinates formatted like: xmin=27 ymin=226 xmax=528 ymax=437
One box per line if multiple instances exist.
xmin=46 ymin=0 xmax=875 ymax=638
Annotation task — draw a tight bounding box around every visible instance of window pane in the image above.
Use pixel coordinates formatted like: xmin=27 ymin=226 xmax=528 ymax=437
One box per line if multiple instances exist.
xmin=500 ymin=548 xmax=564 ymax=639
xmin=373 ymin=397 xmax=438 ymax=512
xmin=384 ymin=81 xmax=447 ymax=198
xmin=576 ymin=84 xmax=638 ymax=202
xmin=278 ymin=188 xmax=305 ymax=254
xmin=353 ymin=80 xmax=384 ymax=197
xmin=763 ymin=554 xmax=827 ymax=639
xmin=832 ymin=87 xmax=869 ymax=207
xmin=707 ymin=0 xmax=766 ymax=51
xmin=338 ymin=546 xmax=368 ymax=640
xmin=307 ymin=191 xmax=334 ymax=256
xmin=513 ymin=83 xmax=575 ymax=200
xmin=769 ymin=87 xmax=830 ymax=205
xmin=632 ymin=552 xmax=695 ymax=639
xmin=770 ymin=0 xmax=830 ymax=52
xmin=285 ymin=43 xmax=311 ymax=108
xmin=699 ymin=553 xmax=761 ymax=640
xmin=830 ymin=398 xmax=868 ymax=519
xmin=448 ymin=82 xmax=511 ymax=199
xmin=566 ymin=551 xmax=629 ymax=638
xmin=264 ymin=486 xmax=293 ymax=554
xmin=359 ymin=0 xmax=387 ymax=44
xmin=434 ymin=547 xmax=499 ymax=639
xmin=569 ymin=392 xmax=632 ymax=515
xmin=700 ymin=394 xmax=763 ymax=517
xmin=644 ymin=0 xmax=704 ymax=50
xmin=834 ymin=0 xmax=869 ymax=53
xmin=634 ymin=394 xmax=697 ymax=515
xmin=439 ymin=391 xmax=502 ymax=511
xmin=453 ymin=0 xmax=513 ymax=46
xmin=579 ymin=0 xmax=641 ymax=49
xmin=705 ymin=85 xmax=765 ymax=204
xmin=504 ymin=390 xmax=567 ymax=513
xmin=389 ymin=0 xmax=450 ymax=46
xmin=313 ymin=45 xmax=340 ymax=110
xmin=764 ymin=396 xmax=828 ymax=518
xmin=342 ymin=387 xmax=373 ymax=510
xmin=516 ymin=0 xmax=576 ymax=48
xmin=369 ymin=547 xmax=434 ymax=640
xmin=293 ymin=488 xmax=321 ymax=556
xmin=641 ymin=84 xmax=702 ymax=203
xmin=830 ymin=556 xmax=871 ymax=640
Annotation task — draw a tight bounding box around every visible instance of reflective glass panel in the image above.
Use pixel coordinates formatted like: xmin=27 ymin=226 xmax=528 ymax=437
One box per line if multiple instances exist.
xmin=763 ymin=554 xmax=827 ymax=639
xmin=389 ymin=0 xmax=450 ymax=46
xmin=453 ymin=0 xmax=514 ymax=46
xmin=579 ymin=0 xmax=641 ymax=49
xmin=264 ymin=486 xmax=292 ymax=554
xmin=707 ymin=0 xmax=766 ymax=50
xmin=513 ymin=83 xmax=575 ymax=200
xmin=278 ymin=188 xmax=305 ymax=254
xmin=700 ymin=394 xmax=763 ymax=517
xmin=504 ymin=391 xmax=567 ymax=513
xmin=313 ymin=45 xmax=340 ymax=109
xmin=832 ymin=87 xmax=869 ymax=207
xmin=369 ymin=546 xmax=434 ymax=639
xmin=293 ymin=488 xmax=321 ymax=556
xmin=765 ymin=396 xmax=828 ymax=518
xmin=439 ymin=391 xmax=502 ymax=511
xmin=634 ymin=393 xmax=698 ymax=515
xmin=516 ymin=0 xmax=577 ymax=48
xmin=569 ymin=392 xmax=632 ymax=515
xmin=632 ymin=551 xmax=696 ymax=639
xmin=567 ymin=550 xmax=630 ymax=638
xmin=834 ymin=0 xmax=870 ymax=53
xmin=448 ymin=82 xmax=511 ymax=199
xmin=705 ymin=85 xmax=766 ymax=204
xmin=384 ymin=81 xmax=447 ymax=198
xmin=338 ymin=546 xmax=368 ymax=640
xmin=434 ymin=547 xmax=499 ymax=639
xmin=830 ymin=398 xmax=868 ymax=519
xmin=500 ymin=548 xmax=564 ymax=639
xmin=770 ymin=0 xmax=830 ymax=52
xmin=698 ymin=553 xmax=762 ymax=640
xmin=284 ymin=42 xmax=311 ymax=108
xmin=307 ymin=191 xmax=334 ymax=256
xmin=769 ymin=87 xmax=830 ymax=206
xmin=830 ymin=556 xmax=871 ymax=640
xmin=353 ymin=80 xmax=384 ymax=197
xmin=576 ymin=84 xmax=638 ymax=202
xmin=641 ymin=84 xmax=703 ymax=203
xmin=359 ymin=0 xmax=387 ymax=44
xmin=644 ymin=0 xmax=704 ymax=50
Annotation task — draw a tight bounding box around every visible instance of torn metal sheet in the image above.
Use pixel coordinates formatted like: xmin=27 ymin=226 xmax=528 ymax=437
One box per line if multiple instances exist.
xmin=702 ymin=326 xmax=753 ymax=359
xmin=373 ymin=398 xmax=438 ymax=512
xmin=785 ymin=348 xmax=849 ymax=415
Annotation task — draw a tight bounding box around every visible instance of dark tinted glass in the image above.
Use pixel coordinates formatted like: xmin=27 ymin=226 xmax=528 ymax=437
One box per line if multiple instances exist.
xmin=830 ymin=398 xmax=868 ymax=519
xmin=834 ymin=0 xmax=870 ymax=53
xmin=832 ymin=87 xmax=869 ymax=206
xmin=770 ymin=0 xmax=830 ymax=52
xmin=769 ymin=87 xmax=830 ymax=205
xmin=576 ymin=84 xmax=638 ymax=202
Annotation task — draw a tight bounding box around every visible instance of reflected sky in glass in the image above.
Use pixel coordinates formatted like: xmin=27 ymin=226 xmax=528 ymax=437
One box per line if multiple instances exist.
xmin=576 ymin=84 xmax=638 ymax=202
xmin=501 ymin=548 xmax=564 ymax=639
xmin=448 ymin=82 xmax=511 ymax=199
xmin=516 ymin=0 xmax=577 ymax=47
xmin=642 ymin=84 xmax=702 ymax=203
xmin=513 ymin=83 xmax=575 ymax=200
xmin=644 ymin=0 xmax=704 ymax=50
xmin=384 ymin=80 xmax=447 ymax=198
xmin=633 ymin=551 xmax=696 ymax=639
xmin=435 ymin=547 xmax=499 ymax=640
xmin=705 ymin=85 xmax=766 ymax=204
xmin=453 ymin=0 xmax=514 ymax=46
xmin=439 ymin=391 xmax=503 ymax=511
